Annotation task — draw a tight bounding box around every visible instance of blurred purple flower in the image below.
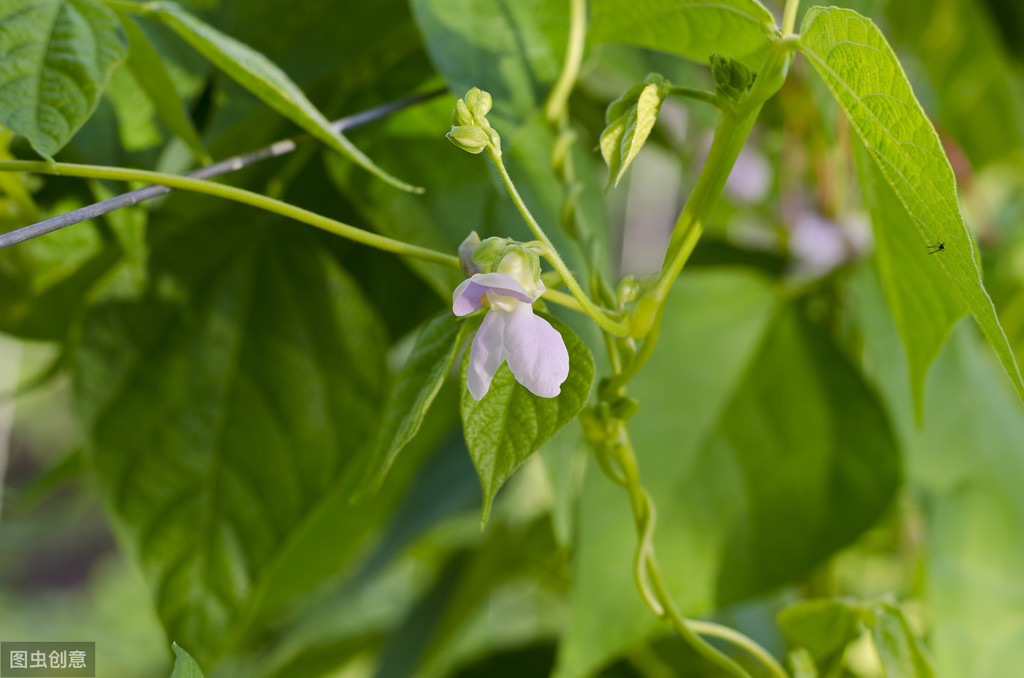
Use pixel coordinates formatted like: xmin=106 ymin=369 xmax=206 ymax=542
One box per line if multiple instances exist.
xmin=453 ymin=273 xmax=569 ymax=400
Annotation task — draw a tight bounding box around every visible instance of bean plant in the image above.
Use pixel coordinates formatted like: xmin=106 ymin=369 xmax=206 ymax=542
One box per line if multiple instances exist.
xmin=1 ymin=0 xmax=1023 ymax=676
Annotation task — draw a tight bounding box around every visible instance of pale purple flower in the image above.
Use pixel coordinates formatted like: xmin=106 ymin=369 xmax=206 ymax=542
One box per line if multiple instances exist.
xmin=452 ymin=273 xmax=570 ymax=400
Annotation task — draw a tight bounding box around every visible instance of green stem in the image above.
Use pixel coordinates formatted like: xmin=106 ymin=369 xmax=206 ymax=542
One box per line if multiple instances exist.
xmin=782 ymin=0 xmax=801 ymax=35
xmin=545 ymin=0 xmax=587 ymax=125
xmin=606 ymin=428 xmax=756 ymax=678
xmin=652 ymin=107 xmax=759 ymax=305
xmin=668 ymin=86 xmax=720 ymax=108
xmin=689 ymin=621 xmax=791 ymax=678
xmin=0 ymin=160 xmax=456 ymax=266
xmin=487 ymin=151 xmax=630 ymax=336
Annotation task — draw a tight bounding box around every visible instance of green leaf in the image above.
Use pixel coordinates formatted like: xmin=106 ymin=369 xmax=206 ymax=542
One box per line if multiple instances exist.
xmin=141 ymin=1 xmax=420 ymax=192
xmin=871 ymin=604 xmax=935 ymax=678
xmin=169 ymin=643 xmax=204 ymax=678
xmin=120 ymin=15 xmax=209 ymax=163
xmin=600 ymin=75 xmax=669 ymax=189
xmin=410 ymin=0 xmax=568 ymax=131
xmin=74 ymin=222 xmax=391 ymax=664
xmin=778 ymin=599 xmax=866 ymax=672
xmin=556 ymin=271 xmax=900 ymax=678
xmin=853 ymin=138 xmax=966 ymax=419
xmin=799 ymin=6 xmax=1024 ymax=403
xmin=460 ymin=314 xmax=594 ymax=525
xmin=589 ymin=0 xmax=776 ymax=70
xmin=850 ymin=269 xmax=1024 ymax=677
xmin=353 ymin=312 xmax=469 ymax=499
xmin=0 ymin=0 xmax=127 ymax=159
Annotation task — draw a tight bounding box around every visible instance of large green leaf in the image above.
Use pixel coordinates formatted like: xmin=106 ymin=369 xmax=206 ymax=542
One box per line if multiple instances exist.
xmin=851 ymin=267 xmax=1024 ymax=678
xmin=409 ymin=0 xmax=568 ymax=131
xmin=589 ymin=0 xmax=776 ymax=70
xmin=139 ymin=1 xmax=418 ymax=192
xmin=460 ymin=314 xmax=594 ymax=525
xmin=556 ymin=270 xmax=899 ymax=677
xmin=74 ymin=221 xmax=390 ymax=665
xmin=799 ymin=6 xmax=1024 ymax=403
xmin=0 ymin=0 xmax=127 ymax=159
xmin=853 ymin=139 xmax=966 ymax=419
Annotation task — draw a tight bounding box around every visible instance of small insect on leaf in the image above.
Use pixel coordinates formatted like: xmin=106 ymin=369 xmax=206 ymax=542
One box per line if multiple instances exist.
xmin=927 ymin=242 xmax=945 ymax=255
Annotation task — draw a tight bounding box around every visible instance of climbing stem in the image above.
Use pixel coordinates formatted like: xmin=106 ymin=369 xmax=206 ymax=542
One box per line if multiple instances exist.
xmin=0 ymin=160 xmax=458 ymax=266
xmin=545 ymin=0 xmax=587 ymax=125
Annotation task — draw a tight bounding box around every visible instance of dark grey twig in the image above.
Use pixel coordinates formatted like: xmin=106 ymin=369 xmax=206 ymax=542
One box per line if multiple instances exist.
xmin=0 ymin=88 xmax=447 ymax=250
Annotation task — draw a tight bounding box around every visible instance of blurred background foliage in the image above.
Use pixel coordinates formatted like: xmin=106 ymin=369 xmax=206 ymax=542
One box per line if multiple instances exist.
xmin=2 ymin=0 xmax=1024 ymax=676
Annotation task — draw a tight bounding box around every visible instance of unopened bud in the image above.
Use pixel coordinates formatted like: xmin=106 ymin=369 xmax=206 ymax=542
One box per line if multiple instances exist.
xmin=464 ymin=87 xmax=492 ymax=120
xmin=447 ymin=125 xmax=491 ymax=154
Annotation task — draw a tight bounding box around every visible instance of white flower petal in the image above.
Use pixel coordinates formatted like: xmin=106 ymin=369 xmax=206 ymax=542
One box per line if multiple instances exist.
xmin=503 ymin=304 xmax=569 ymax=398
xmin=467 ymin=309 xmax=507 ymax=400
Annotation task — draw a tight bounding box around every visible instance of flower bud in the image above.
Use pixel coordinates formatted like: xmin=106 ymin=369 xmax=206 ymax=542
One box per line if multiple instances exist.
xmin=464 ymin=87 xmax=492 ymax=120
xmin=710 ymin=54 xmax=754 ymax=103
xmin=471 ymin=236 xmax=509 ymax=270
xmin=447 ymin=125 xmax=491 ymax=154
xmin=452 ymin=98 xmax=474 ymax=126
xmin=458 ymin=232 xmax=483 ymax=276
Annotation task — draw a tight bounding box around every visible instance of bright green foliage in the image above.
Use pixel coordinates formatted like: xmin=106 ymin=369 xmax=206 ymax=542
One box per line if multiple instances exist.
xmin=73 ymin=223 xmax=390 ymax=664
xmin=779 ymin=598 xmax=866 ymax=674
xmin=779 ymin=597 xmax=933 ymax=677
xmin=854 ymin=139 xmax=966 ymax=418
xmin=119 ymin=16 xmax=208 ymax=163
xmin=800 ymin=6 xmax=1024 ymax=403
xmin=0 ymin=0 xmax=127 ymax=159
xmin=872 ymin=603 xmax=935 ymax=677
xmin=600 ymin=74 xmax=669 ymax=188
xmin=144 ymin=2 xmax=419 ymax=192
xmin=558 ymin=271 xmax=899 ymax=677
xmin=460 ymin=314 xmax=594 ymax=525
xmin=169 ymin=643 xmax=204 ymax=678
xmin=589 ymin=0 xmax=776 ymax=69
xmin=353 ymin=313 xmax=468 ymax=499
xmin=853 ymin=273 xmax=1024 ymax=678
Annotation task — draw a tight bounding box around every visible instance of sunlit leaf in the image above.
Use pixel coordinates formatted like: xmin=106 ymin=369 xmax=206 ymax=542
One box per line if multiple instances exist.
xmin=0 ymin=0 xmax=127 ymax=159
xmin=600 ymin=74 xmax=669 ymax=189
xmin=853 ymin=138 xmax=966 ymax=419
xmin=800 ymin=6 xmax=1024 ymax=403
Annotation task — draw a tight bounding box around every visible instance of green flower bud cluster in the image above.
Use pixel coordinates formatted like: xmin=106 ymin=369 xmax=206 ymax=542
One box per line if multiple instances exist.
xmin=447 ymin=88 xmax=502 ymax=156
xmin=710 ymin=54 xmax=755 ymax=103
